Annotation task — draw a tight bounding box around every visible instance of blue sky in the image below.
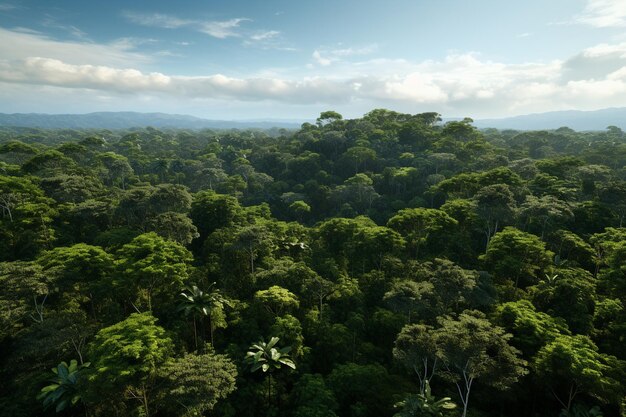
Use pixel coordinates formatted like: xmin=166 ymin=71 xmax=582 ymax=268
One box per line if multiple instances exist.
xmin=1 ymin=0 xmax=626 ymax=119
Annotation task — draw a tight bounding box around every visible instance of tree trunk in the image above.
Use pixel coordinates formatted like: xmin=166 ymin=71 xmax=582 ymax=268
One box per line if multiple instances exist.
xmin=319 ymin=293 xmax=324 ymax=321
xmin=209 ymin=313 xmax=214 ymax=346
xmin=142 ymin=386 xmax=150 ymax=417
xmin=0 ymin=201 xmax=13 ymax=222
xmin=541 ymin=217 xmax=549 ymax=240
xmin=456 ymin=371 xmax=473 ymax=417
xmin=193 ymin=316 xmax=198 ymax=350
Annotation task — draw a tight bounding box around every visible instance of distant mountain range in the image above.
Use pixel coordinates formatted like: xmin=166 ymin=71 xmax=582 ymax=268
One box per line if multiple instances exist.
xmin=0 ymin=112 xmax=304 ymax=130
xmin=0 ymin=107 xmax=625 ymax=131
xmin=468 ymin=107 xmax=626 ymax=131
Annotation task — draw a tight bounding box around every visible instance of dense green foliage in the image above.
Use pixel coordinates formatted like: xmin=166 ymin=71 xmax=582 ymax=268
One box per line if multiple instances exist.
xmin=1 ymin=111 xmax=626 ymax=416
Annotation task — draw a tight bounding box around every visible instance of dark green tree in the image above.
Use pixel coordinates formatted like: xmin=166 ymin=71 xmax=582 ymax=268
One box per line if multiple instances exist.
xmin=38 ymin=359 xmax=90 ymax=414
xmin=435 ymin=311 xmax=528 ymax=417
xmin=179 ymin=283 xmax=231 ymax=347
xmin=245 ymin=337 xmax=296 ymax=405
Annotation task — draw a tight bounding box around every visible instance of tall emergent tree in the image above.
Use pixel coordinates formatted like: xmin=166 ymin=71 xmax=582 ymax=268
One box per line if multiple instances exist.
xmin=435 ymin=311 xmax=527 ymax=417
xmin=116 ymin=232 xmax=193 ymax=311
xmin=86 ymin=312 xmax=173 ymax=416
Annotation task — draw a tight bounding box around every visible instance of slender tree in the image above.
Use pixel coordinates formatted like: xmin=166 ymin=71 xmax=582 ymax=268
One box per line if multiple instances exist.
xmin=245 ymin=337 xmax=296 ymax=406
xmin=179 ymin=283 xmax=231 ymax=348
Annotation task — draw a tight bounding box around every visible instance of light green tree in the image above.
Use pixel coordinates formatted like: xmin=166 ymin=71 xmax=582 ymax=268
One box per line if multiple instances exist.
xmin=534 ymin=334 xmax=614 ymax=414
xmin=254 ymin=285 xmax=300 ymax=317
xmin=155 ymin=348 xmax=237 ymax=417
xmin=86 ymin=312 xmax=173 ymax=416
xmin=116 ymin=232 xmax=193 ymax=311
xmin=493 ymin=299 xmax=570 ymax=357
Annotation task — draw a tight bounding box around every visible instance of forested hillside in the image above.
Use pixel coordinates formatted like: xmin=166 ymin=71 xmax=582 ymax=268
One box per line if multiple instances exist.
xmin=1 ymin=109 xmax=625 ymax=417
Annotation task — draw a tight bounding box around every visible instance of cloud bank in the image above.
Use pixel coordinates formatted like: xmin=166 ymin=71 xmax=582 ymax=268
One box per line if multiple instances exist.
xmin=3 ymin=26 xmax=626 ymax=117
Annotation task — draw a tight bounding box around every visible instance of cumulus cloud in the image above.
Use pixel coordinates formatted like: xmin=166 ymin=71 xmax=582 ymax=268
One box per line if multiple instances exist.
xmin=312 ymin=50 xmax=332 ymax=66
xmin=4 ymin=25 xmax=626 ymax=117
xmin=561 ymin=42 xmax=626 ymax=81
xmin=575 ymin=0 xmax=626 ymax=27
xmin=0 ymin=57 xmax=354 ymax=103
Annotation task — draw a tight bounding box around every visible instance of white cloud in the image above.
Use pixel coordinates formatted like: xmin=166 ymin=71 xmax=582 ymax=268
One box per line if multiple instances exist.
xmin=0 ymin=57 xmax=353 ymax=103
xmin=312 ymin=44 xmax=378 ymax=66
xmin=250 ymin=30 xmax=280 ymax=42
xmin=122 ymin=11 xmax=193 ymax=29
xmin=11 ymin=26 xmax=43 ymax=35
xmin=5 ymin=25 xmax=626 ymax=118
xmin=329 ymin=44 xmax=378 ymax=57
xmin=575 ymin=0 xmax=626 ymax=27
xmin=123 ymin=11 xmax=251 ymax=39
xmin=41 ymin=16 xmax=89 ymax=39
xmin=561 ymin=41 xmax=626 ymax=80
xmin=110 ymin=37 xmax=158 ymax=49
xmin=312 ymin=50 xmax=332 ymax=66
xmin=199 ymin=18 xmax=250 ymax=39
xmin=0 ymin=26 xmax=149 ymax=67
xmin=243 ymin=30 xmax=293 ymax=51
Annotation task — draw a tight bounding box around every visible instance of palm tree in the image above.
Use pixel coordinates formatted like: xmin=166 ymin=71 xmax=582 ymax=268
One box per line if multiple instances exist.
xmin=179 ymin=283 xmax=231 ymax=349
xmin=245 ymin=337 xmax=296 ymax=406
xmin=38 ymin=359 xmax=90 ymax=414
xmin=394 ymin=380 xmax=456 ymax=417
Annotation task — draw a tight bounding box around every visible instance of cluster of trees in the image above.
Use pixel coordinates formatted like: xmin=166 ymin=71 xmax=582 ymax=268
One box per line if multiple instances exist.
xmin=1 ymin=110 xmax=625 ymax=417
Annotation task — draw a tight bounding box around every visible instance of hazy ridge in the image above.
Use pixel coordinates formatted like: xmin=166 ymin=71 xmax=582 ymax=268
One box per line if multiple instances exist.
xmin=1 ymin=107 xmax=625 ymax=131
xmin=0 ymin=111 xmax=304 ymax=130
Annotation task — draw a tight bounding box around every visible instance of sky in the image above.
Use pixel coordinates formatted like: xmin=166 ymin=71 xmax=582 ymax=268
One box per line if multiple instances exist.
xmin=1 ymin=0 xmax=626 ymax=120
